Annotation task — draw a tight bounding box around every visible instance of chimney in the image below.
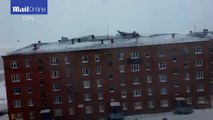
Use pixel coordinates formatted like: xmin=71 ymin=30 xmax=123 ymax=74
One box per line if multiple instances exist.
xmin=33 ymin=44 xmax=38 ymax=50
xmin=203 ymin=29 xmax=208 ymax=37
xmin=58 ymin=40 xmax=61 ymax=42
xmin=190 ymin=31 xmax=193 ymax=34
xmin=111 ymin=39 xmax=114 ymax=43
xmin=38 ymin=41 xmax=41 ymax=43
xmin=78 ymin=38 xmax=81 ymax=43
xmin=72 ymin=39 xmax=74 ymax=44
xmin=101 ymin=40 xmax=104 ymax=44
xmin=171 ymin=33 xmax=175 ymax=38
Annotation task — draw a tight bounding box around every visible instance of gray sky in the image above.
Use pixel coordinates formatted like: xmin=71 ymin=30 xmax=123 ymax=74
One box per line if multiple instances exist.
xmin=1 ymin=0 xmax=213 ymax=55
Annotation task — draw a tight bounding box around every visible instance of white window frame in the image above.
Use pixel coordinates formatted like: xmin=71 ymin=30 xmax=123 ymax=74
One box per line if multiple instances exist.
xmin=26 ymin=73 xmax=32 ymax=80
xmin=196 ymin=71 xmax=204 ymax=80
xmin=195 ymin=59 xmax=203 ymax=67
xmin=84 ymin=93 xmax=91 ymax=101
xmin=52 ymin=84 xmax=61 ymax=91
xmin=132 ymin=76 xmax=140 ymax=85
xmin=13 ymin=88 xmax=21 ymax=95
xmin=96 ymin=80 xmax=102 ymax=88
xmin=66 ymin=69 xmax=71 ymax=77
xmin=29 ymin=112 xmax=35 ymax=119
xmin=185 ymin=73 xmax=190 ymax=80
xmin=186 ymin=97 xmax=192 ymax=104
xmin=81 ymin=56 xmax=88 ymax=63
xmin=82 ymin=68 xmax=89 ymax=76
xmin=95 ymin=54 xmax=100 ymax=62
xmin=83 ymin=81 xmax=90 ymax=89
xmin=10 ymin=61 xmax=18 ymax=69
xmin=186 ymin=85 xmax=191 ymax=93
xmin=98 ymin=92 xmax=103 ymax=100
xmin=99 ymin=105 xmax=104 ymax=113
xmin=160 ymin=99 xmax=169 ymax=107
xmin=159 ymin=74 xmax=167 ymax=82
xmin=64 ymin=56 xmax=71 ymax=65
xmin=184 ymin=47 xmax=189 ymax=54
xmin=146 ymin=63 xmax=151 ymax=70
xmin=14 ymin=100 xmax=22 ymax=108
xmin=50 ymin=57 xmax=58 ymax=65
xmin=197 ymin=84 xmax=204 ymax=92
xmin=28 ymin=99 xmax=34 ymax=107
xmin=158 ymin=49 xmax=165 ymax=57
xmin=148 ymin=100 xmax=155 ymax=109
xmin=130 ymin=51 xmax=139 ymax=59
xmin=145 ymin=51 xmax=150 ymax=58
xmin=194 ymin=46 xmax=202 ymax=54
xmin=51 ymin=70 xmax=60 ymax=79
xmin=197 ymin=96 xmax=205 ymax=104
xmin=133 ymin=89 xmax=142 ymax=97
xmin=54 ymin=109 xmax=63 ymax=117
xmin=122 ymin=103 xmax=128 ymax=110
xmin=53 ymin=96 xmax=62 ymax=104
xmin=158 ymin=62 xmax=166 ymax=70
xmin=120 ymin=77 xmax=125 ymax=86
xmin=11 ymin=74 xmax=20 ymax=82
xmin=147 ymin=75 xmax=152 ymax=83
xmin=118 ymin=53 xmax=124 ymax=60
xmin=119 ymin=65 xmax=125 ymax=73
xmin=131 ymin=64 xmax=140 ymax=72
xmin=147 ymin=88 xmax=153 ymax=96
xmin=85 ymin=106 xmax=93 ymax=114
xmin=96 ymin=67 xmax=101 ymax=75
xmin=160 ymin=87 xmax=168 ymax=95
xmin=134 ymin=101 xmax=143 ymax=110
xmin=69 ymin=108 xmax=75 ymax=115
xmin=121 ymin=90 xmax=127 ymax=99
xmin=25 ymin=59 xmax=31 ymax=68
xmin=68 ymin=95 xmax=73 ymax=103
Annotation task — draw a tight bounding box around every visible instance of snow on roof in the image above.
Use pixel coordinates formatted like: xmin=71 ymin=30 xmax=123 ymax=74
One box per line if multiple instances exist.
xmin=6 ymin=33 xmax=212 ymax=56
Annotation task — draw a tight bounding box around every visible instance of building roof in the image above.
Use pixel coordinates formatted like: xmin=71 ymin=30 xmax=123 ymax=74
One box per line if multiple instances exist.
xmin=6 ymin=32 xmax=213 ymax=56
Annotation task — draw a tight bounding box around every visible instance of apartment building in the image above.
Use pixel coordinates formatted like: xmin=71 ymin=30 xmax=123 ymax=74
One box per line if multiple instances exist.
xmin=2 ymin=31 xmax=213 ymax=120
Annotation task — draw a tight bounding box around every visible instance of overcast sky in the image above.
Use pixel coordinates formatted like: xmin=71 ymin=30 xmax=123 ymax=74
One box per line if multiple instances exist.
xmin=1 ymin=0 xmax=213 ymax=55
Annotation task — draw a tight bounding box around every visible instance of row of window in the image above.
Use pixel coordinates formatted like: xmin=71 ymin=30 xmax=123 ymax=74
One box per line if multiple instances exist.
xmin=10 ymin=46 xmax=203 ymax=69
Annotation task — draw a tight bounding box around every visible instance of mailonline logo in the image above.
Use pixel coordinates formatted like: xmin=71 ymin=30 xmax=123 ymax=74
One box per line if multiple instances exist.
xmin=11 ymin=0 xmax=48 ymax=15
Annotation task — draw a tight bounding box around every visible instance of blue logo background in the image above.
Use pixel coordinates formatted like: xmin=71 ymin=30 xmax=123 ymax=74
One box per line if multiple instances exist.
xmin=11 ymin=0 xmax=48 ymax=15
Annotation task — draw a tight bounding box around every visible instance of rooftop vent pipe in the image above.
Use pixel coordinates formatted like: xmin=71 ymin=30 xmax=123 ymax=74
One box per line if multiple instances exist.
xmin=111 ymin=39 xmax=114 ymax=43
xmin=38 ymin=41 xmax=41 ymax=43
xmin=33 ymin=44 xmax=38 ymax=50
xmin=171 ymin=33 xmax=175 ymax=38
xmin=101 ymin=40 xmax=104 ymax=44
xmin=78 ymin=38 xmax=81 ymax=43
xmin=72 ymin=39 xmax=74 ymax=44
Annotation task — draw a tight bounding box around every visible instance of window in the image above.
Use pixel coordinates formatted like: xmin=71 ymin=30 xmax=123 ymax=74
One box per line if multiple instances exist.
xmin=184 ymin=61 xmax=189 ymax=68
xmin=121 ymin=90 xmax=127 ymax=98
xmin=186 ymin=97 xmax=192 ymax=104
xmin=159 ymin=74 xmax=167 ymax=82
xmin=54 ymin=109 xmax=63 ymax=117
xmin=108 ymin=60 xmax=113 ymax=66
xmin=29 ymin=112 xmax=35 ymax=119
xmin=51 ymin=70 xmax=60 ymax=79
xmin=98 ymin=92 xmax=103 ymax=100
xmin=66 ymin=69 xmax=71 ymax=77
xmin=197 ymin=84 xmax=204 ymax=91
xmin=197 ymin=96 xmax=205 ymax=104
xmin=160 ymin=99 xmax=169 ymax=107
xmin=53 ymin=96 xmax=61 ymax=104
xmin=148 ymin=100 xmax=155 ymax=109
xmin=82 ymin=68 xmax=89 ymax=76
xmin=173 ymin=69 xmax=178 ymax=75
xmin=145 ymin=51 xmax=150 ymax=58
xmin=122 ymin=103 xmax=128 ymax=110
xmin=11 ymin=74 xmax=20 ymax=82
xmin=95 ymin=54 xmax=100 ymax=62
xmin=28 ymin=88 xmax=33 ymax=94
xmin=68 ymin=95 xmax=73 ymax=103
xmin=96 ymin=67 xmax=101 ymax=75
xmin=147 ymin=88 xmax=153 ymax=96
xmin=96 ymin=80 xmax=102 ymax=87
xmin=14 ymin=100 xmax=22 ymax=108
xmin=38 ymin=66 xmax=44 ymax=73
xmin=195 ymin=59 xmax=203 ymax=67
xmin=172 ymin=56 xmax=177 ymax=62
xmin=158 ymin=62 xmax=166 ymax=70
xmin=131 ymin=64 xmax=139 ymax=72
xmin=52 ymin=84 xmax=61 ymax=91
xmin=13 ymin=88 xmax=21 ymax=95
xmin=119 ymin=65 xmax=125 ymax=73
xmin=10 ymin=61 xmax=18 ymax=69
xmin=158 ymin=49 xmax=165 ymax=57
xmin=147 ymin=75 xmax=152 ymax=83
xmin=28 ymin=99 xmax=34 ymax=107
xmin=81 ymin=56 xmax=88 ymax=63
xmin=185 ymin=73 xmax=190 ymax=80
xmin=160 ymin=87 xmax=168 ymax=95
xmin=133 ymin=89 xmax=142 ymax=97
xmin=85 ymin=106 xmax=93 ymax=114
xmin=194 ymin=46 xmax=202 ymax=54
xmin=83 ymin=81 xmax=90 ymax=89
xmin=146 ymin=63 xmax=151 ymax=70
xmin=67 ymin=83 xmax=72 ymax=90
xmin=186 ymin=85 xmax=191 ymax=93
xmin=184 ymin=47 xmax=189 ymax=54
xmin=108 ymin=73 xmax=113 ymax=80
xmin=25 ymin=59 xmax=31 ymax=68
xmin=26 ymin=73 xmax=32 ymax=80
xmin=196 ymin=71 xmax=204 ymax=79
xmin=99 ymin=105 xmax=104 ymax=113
xmin=118 ymin=53 xmax=124 ymax=60
xmin=84 ymin=93 xmax=91 ymax=101
xmin=109 ymin=86 xmax=114 ymax=92
xmin=69 ymin=108 xmax=75 ymax=115
xmin=64 ymin=57 xmax=71 ymax=64
xmin=132 ymin=76 xmax=140 ymax=84
xmin=40 ymin=79 xmax=44 ymax=86
xmin=134 ymin=101 xmax=143 ymax=110
xmin=14 ymin=113 xmax=23 ymax=119
xmin=120 ymin=77 xmax=125 ymax=85
xmin=130 ymin=51 xmax=139 ymax=59
xmin=50 ymin=57 xmax=58 ymax=65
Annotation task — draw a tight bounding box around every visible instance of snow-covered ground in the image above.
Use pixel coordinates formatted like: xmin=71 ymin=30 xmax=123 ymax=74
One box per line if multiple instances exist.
xmin=124 ymin=108 xmax=213 ymax=120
